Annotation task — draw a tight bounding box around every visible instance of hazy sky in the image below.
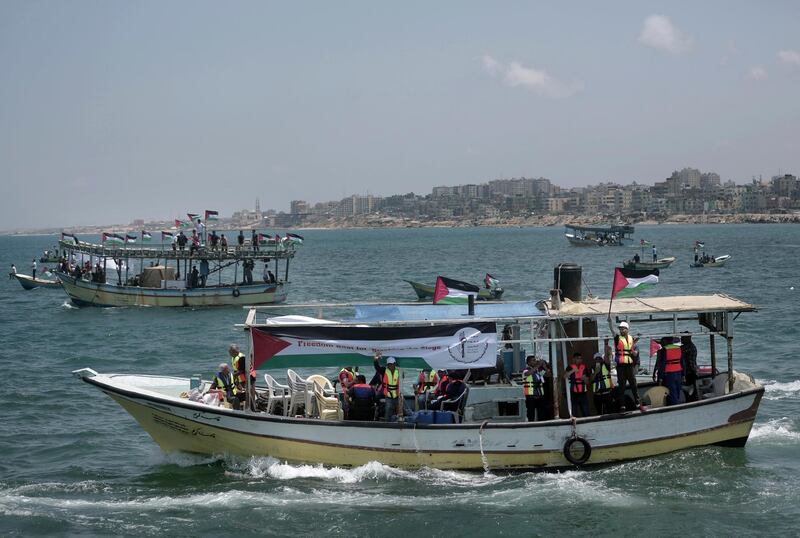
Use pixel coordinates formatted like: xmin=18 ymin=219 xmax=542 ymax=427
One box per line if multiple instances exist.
xmin=1 ymin=1 xmax=799 ymax=229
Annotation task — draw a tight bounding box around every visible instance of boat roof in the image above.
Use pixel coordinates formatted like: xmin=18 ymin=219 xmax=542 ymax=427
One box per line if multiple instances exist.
xmin=352 ymin=301 xmax=543 ymax=322
xmin=542 ymin=293 xmax=755 ymax=318
xmin=59 ymin=239 xmax=296 ymax=260
xmin=564 ymin=224 xmax=635 ymax=233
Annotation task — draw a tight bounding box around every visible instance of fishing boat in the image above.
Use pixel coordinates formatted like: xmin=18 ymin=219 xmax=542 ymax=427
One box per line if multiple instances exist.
xmin=690 ymin=254 xmax=731 ymax=268
xmin=564 ymin=224 xmax=634 ymax=246
xmin=13 ymin=273 xmax=61 ymax=290
xmin=404 ymin=280 xmax=503 ymax=301
xmin=623 ymin=256 xmax=676 ymax=270
xmin=39 ymin=246 xmax=63 ymax=263
xmin=55 ymin=237 xmax=299 ymax=307
xmin=74 ymin=266 xmax=763 ymax=470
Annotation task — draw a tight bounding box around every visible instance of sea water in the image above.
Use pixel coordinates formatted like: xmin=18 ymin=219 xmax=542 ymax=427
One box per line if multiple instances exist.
xmin=0 ymin=224 xmax=798 ymax=536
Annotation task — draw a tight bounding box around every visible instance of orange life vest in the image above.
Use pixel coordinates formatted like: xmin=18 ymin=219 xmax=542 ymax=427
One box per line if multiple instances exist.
xmin=416 ymin=370 xmax=438 ymax=394
xmin=569 ymin=363 xmax=587 ymax=393
xmin=663 ymin=344 xmax=683 ymax=374
xmin=615 ymin=335 xmax=635 ymax=365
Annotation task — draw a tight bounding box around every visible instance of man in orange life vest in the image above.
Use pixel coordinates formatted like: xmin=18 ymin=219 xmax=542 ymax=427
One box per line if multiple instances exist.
xmin=373 ymin=352 xmax=411 ymax=421
xmin=413 ymin=368 xmax=439 ymax=410
xmin=229 ymin=344 xmax=256 ymax=410
xmin=611 ymin=320 xmax=643 ymax=411
xmin=563 ymin=352 xmax=590 ymax=417
xmin=653 ymin=336 xmax=686 ymax=406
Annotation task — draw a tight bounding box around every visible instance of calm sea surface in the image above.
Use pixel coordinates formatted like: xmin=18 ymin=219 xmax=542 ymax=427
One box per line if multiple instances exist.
xmin=0 ymin=224 xmax=798 ymax=537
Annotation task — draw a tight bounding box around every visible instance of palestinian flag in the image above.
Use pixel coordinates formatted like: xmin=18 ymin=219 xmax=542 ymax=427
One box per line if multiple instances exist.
xmin=187 ymin=213 xmax=199 ymax=222
xmin=640 ymin=239 xmax=652 ymax=246
xmin=694 ymin=240 xmax=705 ymax=248
xmin=433 ymin=276 xmax=480 ymax=305
xmin=141 ymin=231 xmax=152 ymax=242
xmin=285 ymin=232 xmax=304 ymax=245
xmin=174 ymin=219 xmax=190 ymax=229
xmin=484 ymin=273 xmax=500 ymax=288
xmin=102 ymin=233 xmax=124 ymax=245
xmin=61 ymin=232 xmax=78 ymax=244
xmin=204 ymin=210 xmax=219 ymax=221
xmin=161 ymin=231 xmax=174 ymax=241
xmin=258 ymin=233 xmax=271 ymax=243
xmin=125 ymin=234 xmax=137 ymax=243
xmin=611 ymin=267 xmax=659 ymax=299
xmin=649 ymin=339 xmax=662 ymax=357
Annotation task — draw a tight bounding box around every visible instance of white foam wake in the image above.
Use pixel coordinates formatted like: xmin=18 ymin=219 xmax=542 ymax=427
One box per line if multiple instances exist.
xmin=750 ymin=417 xmax=800 ymax=443
xmin=759 ymin=379 xmax=800 ymax=400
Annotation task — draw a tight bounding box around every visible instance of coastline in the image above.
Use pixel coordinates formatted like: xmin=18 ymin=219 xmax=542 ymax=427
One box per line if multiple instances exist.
xmin=1 ymin=212 xmax=798 ymax=236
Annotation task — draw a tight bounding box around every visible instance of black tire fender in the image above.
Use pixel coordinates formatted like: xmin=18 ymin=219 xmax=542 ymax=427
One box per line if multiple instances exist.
xmin=563 ymin=436 xmax=592 ymax=466
xmin=232 ymin=287 xmax=241 ymax=297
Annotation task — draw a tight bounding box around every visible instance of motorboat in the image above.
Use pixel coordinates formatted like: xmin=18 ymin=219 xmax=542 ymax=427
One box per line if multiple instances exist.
xmin=690 ymin=254 xmax=731 ymax=268
xmin=623 ymin=256 xmax=676 ymax=270
xmin=13 ymin=273 xmax=61 ymax=290
xmin=564 ymin=224 xmax=634 ymax=246
xmin=404 ymin=279 xmax=503 ymax=301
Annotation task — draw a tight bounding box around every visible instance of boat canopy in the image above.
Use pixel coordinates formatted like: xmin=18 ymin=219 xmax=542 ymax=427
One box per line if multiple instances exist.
xmin=541 ymin=294 xmax=755 ymax=318
xmin=564 ymin=224 xmax=634 ymax=234
xmin=353 ymin=301 xmax=543 ymax=322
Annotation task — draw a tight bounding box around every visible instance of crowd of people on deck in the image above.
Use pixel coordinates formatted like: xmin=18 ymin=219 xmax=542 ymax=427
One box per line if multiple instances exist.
xmin=201 ymin=318 xmax=700 ymax=422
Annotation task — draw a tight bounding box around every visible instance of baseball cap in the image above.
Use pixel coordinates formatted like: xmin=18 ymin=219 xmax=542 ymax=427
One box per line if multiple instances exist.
xmin=386 ymin=357 xmax=397 ymax=364
xmin=618 ymin=321 xmax=630 ymax=329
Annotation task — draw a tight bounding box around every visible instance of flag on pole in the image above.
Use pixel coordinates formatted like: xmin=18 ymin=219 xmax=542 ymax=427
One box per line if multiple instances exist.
xmin=433 ymin=276 xmax=480 ymax=305
xmin=61 ymin=232 xmax=78 ymax=244
xmin=204 ymin=210 xmax=219 ymax=221
xmin=258 ymin=233 xmax=271 ymax=243
xmin=141 ymin=231 xmax=152 ymax=242
xmin=161 ymin=231 xmax=174 ymax=241
xmin=484 ymin=273 xmax=500 ymax=288
xmin=102 ymin=233 xmax=124 ymax=245
xmin=649 ymin=339 xmax=662 ymax=357
xmin=285 ymin=232 xmax=304 ymax=245
xmin=694 ymin=240 xmax=705 ymax=248
xmin=125 ymin=234 xmax=137 ymax=243
xmin=611 ymin=267 xmax=660 ymax=299
xmin=187 ymin=213 xmax=199 ymax=222
xmin=175 ymin=219 xmax=190 ymax=229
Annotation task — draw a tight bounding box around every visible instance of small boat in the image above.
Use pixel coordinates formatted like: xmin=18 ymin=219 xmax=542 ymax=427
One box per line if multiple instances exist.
xmin=404 ymin=280 xmax=503 ymax=301
xmin=690 ymin=254 xmax=731 ymax=268
xmin=13 ymin=273 xmax=61 ymax=290
xmin=623 ymin=256 xmax=676 ymax=270
xmin=74 ymin=285 xmax=762 ymax=471
xmin=564 ymin=224 xmax=634 ymax=247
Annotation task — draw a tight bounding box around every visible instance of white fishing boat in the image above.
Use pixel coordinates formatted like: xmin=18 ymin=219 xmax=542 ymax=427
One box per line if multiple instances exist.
xmin=55 ymin=237 xmax=298 ymax=307
xmin=13 ymin=273 xmax=61 ymax=290
xmin=74 ymin=273 xmax=763 ymax=470
xmin=690 ymin=254 xmax=731 ymax=268
xmin=623 ymin=256 xmax=676 ymax=270
xmin=564 ymin=224 xmax=634 ymax=247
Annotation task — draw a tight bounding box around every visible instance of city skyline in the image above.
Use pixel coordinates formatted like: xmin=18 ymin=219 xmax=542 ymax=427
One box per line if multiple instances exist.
xmin=2 ymin=2 xmax=799 ymax=229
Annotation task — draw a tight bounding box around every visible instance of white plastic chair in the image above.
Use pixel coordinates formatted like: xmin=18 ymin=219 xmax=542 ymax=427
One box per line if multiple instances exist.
xmin=286 ymin=369 xmax=309 ymax=417
xmin=264 ymin=373 xmax=290 ymax=415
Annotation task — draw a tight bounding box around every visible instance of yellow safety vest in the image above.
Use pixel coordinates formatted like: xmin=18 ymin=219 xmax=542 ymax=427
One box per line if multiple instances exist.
xmin=384 ymin=368 xmax=400 ymax=398
xmin=616 ymin=335 xmax=635 ymax=365
xmin=593 ymin=363 xmax=614 ymax=393
xmin=523 ymin=370 xmax=545 ymax=397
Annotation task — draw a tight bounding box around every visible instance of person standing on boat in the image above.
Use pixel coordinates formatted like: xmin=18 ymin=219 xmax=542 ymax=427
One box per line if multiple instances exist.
xmin=591 ymin=352 xmax=614 ymax=415
xmin=373 ymin=353 xmax=411 ymax=420
xmin=651 ymin=244 xmax=657 ymax=262
xmin=237 ymin=230 xmax=245 ymax=250
xmin=195 ymin=219 xmax=205 ymax=244
xmin=522 ymin=356 xmax=550 ymax=421
xmin=611 ymin=321 xmax=643 ymax=411
xmin=633 ymin=253 xmax=640 ymax=264
xmin=220 ymin=234 xmax=228 ymax=250
xmin=209 ymin=230 xmax=219 ymax=250
xmin=9 ymin=264 xmax=16 ymax=279
xmin=31 ymin=259 xmax=36 ymax=280
xmin=251 ymin=230 xmax=259 ymax=252
xmin=563 ymin=352 xmax=590 ymax=417
xmin=653 ymin=336 xmax=685 ymax=406
xmin=681 ymin=334 xmax=699 ymax=402
xmin=199 ymin=259 xmax=209 ymax=287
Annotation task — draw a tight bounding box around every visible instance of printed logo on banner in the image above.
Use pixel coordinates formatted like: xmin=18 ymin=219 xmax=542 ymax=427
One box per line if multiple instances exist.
xmin=448 ymin=328 xmax=490 ymax=364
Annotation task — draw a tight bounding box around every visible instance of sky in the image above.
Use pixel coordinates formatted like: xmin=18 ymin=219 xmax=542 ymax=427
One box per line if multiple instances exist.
xmin=1 ymin=1 xmax=799 ymax=229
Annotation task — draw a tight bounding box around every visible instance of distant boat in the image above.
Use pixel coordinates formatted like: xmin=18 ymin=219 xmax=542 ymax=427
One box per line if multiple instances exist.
xmin=564 ymin=224 xmax=634 ymax=247
xmin=623 ymin=256 xmax=677 ymax=270
xmin=13 ymin=273 xmax=61 ymax=290
xmin=690 ymin=255 xmax=731 ymax=268
xmin=404 ymin=280 xmax=503 ymax=301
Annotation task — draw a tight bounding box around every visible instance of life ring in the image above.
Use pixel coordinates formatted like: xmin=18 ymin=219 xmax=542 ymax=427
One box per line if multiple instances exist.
xmin=563 ymin=436 xmax=592 ymax=466
xmin=232 ymin=287 xmax=241 ymax=297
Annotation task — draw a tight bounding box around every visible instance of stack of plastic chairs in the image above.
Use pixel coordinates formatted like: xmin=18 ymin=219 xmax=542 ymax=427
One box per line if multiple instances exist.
xmin=306 ymin=374 xmax=341 ymax=420
xmin=263 ymin=373 xmax=290 ymax=415
xmin=286 ymin=369 xmax=309 ymax=417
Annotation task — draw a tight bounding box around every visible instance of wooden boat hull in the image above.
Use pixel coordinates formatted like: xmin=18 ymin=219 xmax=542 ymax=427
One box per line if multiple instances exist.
xmin=14 ymin=273 xmax=61 ymax=290
xmin=404 ymin=280 xmax=503 ymax=301
xmin=57 ymin=273 xmax=288 ymax=307
xmin=78 ymin=371 xmax=763 ymax=471
xmin=623 ymin=256 xmax=677 ymax=270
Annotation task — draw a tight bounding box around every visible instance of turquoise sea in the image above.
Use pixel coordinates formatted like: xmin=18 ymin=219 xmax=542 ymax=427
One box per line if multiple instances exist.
xmin=0 ymin=224 xmax=798 ymax=537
